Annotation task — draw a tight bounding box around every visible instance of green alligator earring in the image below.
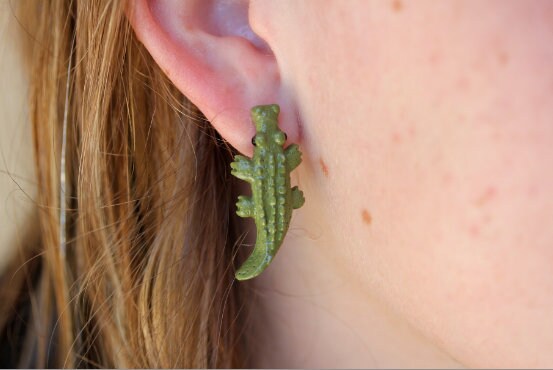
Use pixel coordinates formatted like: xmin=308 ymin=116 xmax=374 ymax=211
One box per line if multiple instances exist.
xmin=230 ymin=104 xmax=305 ymax=281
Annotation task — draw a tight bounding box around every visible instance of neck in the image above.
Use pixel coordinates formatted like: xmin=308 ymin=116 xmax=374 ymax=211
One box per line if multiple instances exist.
xmin=247 ymin=215 xmax=464 ymax=368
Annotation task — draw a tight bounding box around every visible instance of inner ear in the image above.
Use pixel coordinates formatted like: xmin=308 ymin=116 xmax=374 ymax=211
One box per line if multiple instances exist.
xmin=127 ymin=0 xmax=299 ymax=155
xmin=202 ymin=0 xmax=272 ymax=53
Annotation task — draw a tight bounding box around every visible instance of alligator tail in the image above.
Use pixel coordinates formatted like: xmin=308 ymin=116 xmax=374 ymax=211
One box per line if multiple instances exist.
xmin=235 ymin=242 xmax=273 ymax=281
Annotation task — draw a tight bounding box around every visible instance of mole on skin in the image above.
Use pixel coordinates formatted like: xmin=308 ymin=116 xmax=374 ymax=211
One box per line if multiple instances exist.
xmin=362 ymin=209 xmax=372 ymax=225
xmin=391 ymin=0 xmax=403 ymax=13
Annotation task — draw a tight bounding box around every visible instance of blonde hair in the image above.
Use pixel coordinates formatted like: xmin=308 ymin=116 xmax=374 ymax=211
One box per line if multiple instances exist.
xmin=1 ymin=0 xmax=248 ymax=367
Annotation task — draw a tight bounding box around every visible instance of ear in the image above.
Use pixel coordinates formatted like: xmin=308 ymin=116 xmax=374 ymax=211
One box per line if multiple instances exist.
xmin=127 ymin=0 xmax=298 ymax=155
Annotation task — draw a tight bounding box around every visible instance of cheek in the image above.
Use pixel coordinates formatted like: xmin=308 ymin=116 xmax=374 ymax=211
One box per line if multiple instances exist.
xmin=276 ymin=1 xmax=553 ymax=367
xmin=387 ymin=129 xmax=553 ymax=366
xmin=330 ymin=94 xmax=553 ymax=366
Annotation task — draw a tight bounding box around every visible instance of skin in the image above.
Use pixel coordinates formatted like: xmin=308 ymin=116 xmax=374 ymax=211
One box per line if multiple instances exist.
xmin=231 ymin=104 xmax=304 ymax=280
xmin=0 ymin=0 xmax=545 ymax=367
xmin=7 ymin=0 xmax=553 ymax=367
xmin=246 ymin=1 xmax=553 ymax=367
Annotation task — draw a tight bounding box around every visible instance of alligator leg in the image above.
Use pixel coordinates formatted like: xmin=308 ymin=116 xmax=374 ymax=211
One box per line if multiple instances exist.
xmin=236 ymin=195 xmax=254 ymax=218
xmin=230 ymin=155 xmax=254 ymax=183
xmin=285 ymin=144 xmax=302 ymax=171
xmin=291 ymin=186 xmax=305 ymax=209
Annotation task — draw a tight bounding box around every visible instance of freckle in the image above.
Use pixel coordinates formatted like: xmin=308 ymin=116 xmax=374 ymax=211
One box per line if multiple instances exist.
xmin=491 ymin=130 xmax=503 ymax=141
xmin=362 ymin=209 xmax=372 ymax=225
xmin=527 ymin=185 xmax=538 ymax=197
xmin=474 ymin=186 xmax=497 ymax=207
xmin=319 ymin=158 xmax=329 ymax=177
xmin=456 ymin=76 xmax=471 ymax=93
xmin=308 ymin=73 xmax=317 ymax=88
xmin=391 ymin=131 xmax=402 ymax=144
xmin=442 ymin=172 xmax=453 ymax=186
xmin=429 ymin=50 xmax=442 ymax=66
xmin=408 ymin=125 xmax=416 ymax=138
xmin=469 ymin=224 xmax=480 ymax=237
xmin=391 ymin=0 xmax=403 ymax=12
xmin=497 ymin=50 xmax=509 ymax=66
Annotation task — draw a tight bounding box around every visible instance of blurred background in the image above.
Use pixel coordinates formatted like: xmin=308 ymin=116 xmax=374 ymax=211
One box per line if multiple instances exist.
xmin=0 ymin=1 xmax=37 ymax=274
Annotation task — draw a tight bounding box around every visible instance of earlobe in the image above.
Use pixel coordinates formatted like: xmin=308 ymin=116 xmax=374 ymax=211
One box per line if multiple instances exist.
xmin=127 ymin=0 xmax=298 ymax=155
